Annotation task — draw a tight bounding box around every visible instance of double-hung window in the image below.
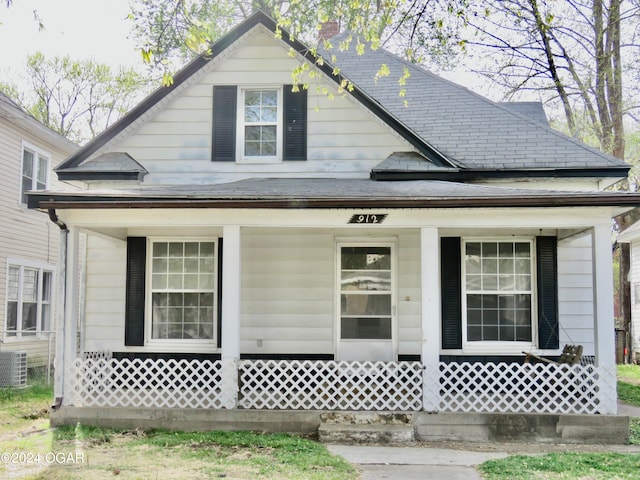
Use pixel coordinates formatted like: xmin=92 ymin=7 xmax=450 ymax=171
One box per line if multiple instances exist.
xmin=5 ymin=261 xmax=53 ymax=338
xmin=237 ymin=88 xmax=282 ymax=163
xmin=21 ymin=143 xmax=49 ymax=205
xmin=148 ymin=239 xmax=217 ymax=343
xmin=462 ymin=239 xmax=534 ymax=345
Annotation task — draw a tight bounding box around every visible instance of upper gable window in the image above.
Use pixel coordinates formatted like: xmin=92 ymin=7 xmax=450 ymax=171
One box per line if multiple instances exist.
xmin=21 ymin=143 xmax=49 ymax=205
xmin=212 ymin=85 xmax=307 ymax=163
xmin=238 ymin=88 xmax=282 ymax=163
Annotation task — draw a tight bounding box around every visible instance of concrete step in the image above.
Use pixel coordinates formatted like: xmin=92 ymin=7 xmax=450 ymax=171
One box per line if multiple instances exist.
xmin=318 ymin=423 xmax=415 ymax=445
xmin=320 ymin=411 xmax=413 ymax=425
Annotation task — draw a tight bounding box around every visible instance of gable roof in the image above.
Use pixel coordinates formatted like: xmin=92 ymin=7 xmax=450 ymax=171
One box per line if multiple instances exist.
xmin=55 ymin=10 xmax=453 ymax=176
xmin=54 ymin=11 xmax=629 ymax=181
xmin=319 ymin=31 xmax=628 ymax=179
xmin=0 ymin=91 xmax=78 ymax=154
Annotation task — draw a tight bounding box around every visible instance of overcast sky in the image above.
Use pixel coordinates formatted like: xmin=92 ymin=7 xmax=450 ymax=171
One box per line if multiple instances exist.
xmin=0 ymin=0 xmax=140 ymax=76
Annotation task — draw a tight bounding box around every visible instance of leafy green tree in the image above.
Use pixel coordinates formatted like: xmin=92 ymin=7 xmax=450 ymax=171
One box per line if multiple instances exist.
xmin=127 ymin=0 xmax=463 ymax=84
xmin=0 ymin=53 xmax=153 ymax=143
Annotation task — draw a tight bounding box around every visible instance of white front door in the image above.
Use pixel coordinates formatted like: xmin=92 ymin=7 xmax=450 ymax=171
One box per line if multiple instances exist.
xmin=336 ymin=243 xmax=396 ymax=361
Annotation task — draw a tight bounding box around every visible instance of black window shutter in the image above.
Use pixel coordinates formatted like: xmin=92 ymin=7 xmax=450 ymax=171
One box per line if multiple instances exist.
xmin=441 ymin=237 xmax=462 ymax=349
xmin=283 ymin=85 xmax=307 ymax=161
xmin=536 ymin=236 xmax=559 ymax=349
xmin=125 ymin=237 xmax=146 ymax=346
xmin=212 ymin=85 xmax=237 ymax=162
xmin=217 ymin=238 xmax=223 ymax=349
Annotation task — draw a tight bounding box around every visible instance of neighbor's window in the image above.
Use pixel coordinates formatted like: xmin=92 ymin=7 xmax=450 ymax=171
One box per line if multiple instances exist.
xmin=463 ymin=240 xmax=533 ymax=343
xmin=21 ymin=144 xmax=49 ymax=205
xmin=6 ymin=262 xmax=53 ymax=338
xmin=149 ymin=240 xmax=217 ymax=341
xmin=238 ymin=88 xmax=281 ymax=162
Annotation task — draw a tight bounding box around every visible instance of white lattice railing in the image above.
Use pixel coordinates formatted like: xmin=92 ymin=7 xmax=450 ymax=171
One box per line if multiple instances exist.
xmin=437 ymin=361 xmax=617 ymax=415
xmin=67 ymin=358 xmax=236 ymax=409
xmin=65 ymin=358 xmax=616 ymax=414
xmin=238 ymin=360 xmax=423 ymax=410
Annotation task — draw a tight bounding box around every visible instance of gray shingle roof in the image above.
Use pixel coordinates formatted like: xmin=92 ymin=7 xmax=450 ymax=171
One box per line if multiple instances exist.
xmin=319 ymin=33 xmax=627 ymax=172
xmin=499 ymin=102 xmax=549 ymax=126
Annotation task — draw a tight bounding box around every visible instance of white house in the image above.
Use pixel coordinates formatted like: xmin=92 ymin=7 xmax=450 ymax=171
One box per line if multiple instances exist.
xmin=0 ymin=92 xmax=77 ymax=376
xmin=615 ymin=223 xmax=640 ymax=364
xmin=27 ymin=12 xmax=640 ymax=440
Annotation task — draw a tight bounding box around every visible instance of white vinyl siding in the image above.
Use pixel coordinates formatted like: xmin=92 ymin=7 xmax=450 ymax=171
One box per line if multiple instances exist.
xmin=241 ymin=229 xmax=419 ymax=356
xmin=557 ymin=232 xmax=595 ymax=356
xmin=83 ymin=235 xmax=127 ymax=352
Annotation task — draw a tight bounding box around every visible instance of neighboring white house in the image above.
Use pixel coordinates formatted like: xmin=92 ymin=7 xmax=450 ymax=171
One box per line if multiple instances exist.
xmin=26 ymin=12 xmax=640 ymax=439
xmin=615 ymin=223 xmax=640 ymax=364
xmin=0 ymin=92 xmax=77 ymax=374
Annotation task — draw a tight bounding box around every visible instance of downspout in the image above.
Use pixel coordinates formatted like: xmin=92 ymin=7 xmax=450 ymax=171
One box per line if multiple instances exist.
xmin=48 ymin=209 xmax=67 ymax=410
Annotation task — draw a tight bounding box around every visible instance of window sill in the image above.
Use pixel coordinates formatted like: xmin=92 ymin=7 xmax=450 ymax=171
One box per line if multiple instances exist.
xmin=3 ymin=335 xmax=49 ymax=342
xmin=236 ymin=157 xmax=282 ymax=165
xmin=144 ymin=340 xmax=218 ymax=352
xmin=461 ymin=342 xmax=536 ymax=356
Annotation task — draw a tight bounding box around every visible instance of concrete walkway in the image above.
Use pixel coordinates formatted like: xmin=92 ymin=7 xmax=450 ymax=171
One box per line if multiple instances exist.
xmin=327 ymin=444 xmax=507 ymax=480
xmin=328 ymin=441 xmax=640 ymax=480
xmin=328 ymin=403 xmax=640 ymax=480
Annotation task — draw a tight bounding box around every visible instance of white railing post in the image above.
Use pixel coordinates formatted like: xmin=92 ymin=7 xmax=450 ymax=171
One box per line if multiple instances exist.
xmin=221 ymin=226 xmax=241 ymax=408
xmin=592 ymin=224 xmax=617 ymax=414
xmin=421 ymin=227 xmax=441 ymax=411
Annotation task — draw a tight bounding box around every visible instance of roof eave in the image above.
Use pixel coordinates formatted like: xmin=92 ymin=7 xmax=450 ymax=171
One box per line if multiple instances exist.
xmin=56 ymin=170 xmax=148 ymax=182
xmin=27 ymin=192 xmax=640 ymax=210
xmin=370 ymin=166 xmax=631 ymax=181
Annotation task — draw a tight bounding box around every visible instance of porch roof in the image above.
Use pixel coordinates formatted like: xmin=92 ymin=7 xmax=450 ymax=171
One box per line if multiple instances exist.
xmin=27 ymin=178 xmax=640 ymax=210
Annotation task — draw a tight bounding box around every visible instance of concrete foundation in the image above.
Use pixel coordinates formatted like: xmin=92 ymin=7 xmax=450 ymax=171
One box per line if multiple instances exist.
xmin=50 ymin=407 xmax=631 ymax=445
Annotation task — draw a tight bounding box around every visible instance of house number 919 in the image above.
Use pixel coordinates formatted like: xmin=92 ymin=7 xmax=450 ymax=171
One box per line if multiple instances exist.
xmin=348 ymin=214 xmax=388 ymax=224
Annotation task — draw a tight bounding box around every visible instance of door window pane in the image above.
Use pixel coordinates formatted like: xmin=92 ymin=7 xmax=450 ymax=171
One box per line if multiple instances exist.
xmin=339 ymin=245 xmax=393 ymax=341
xmin=341 ymin=317 xmax=392 ymax=339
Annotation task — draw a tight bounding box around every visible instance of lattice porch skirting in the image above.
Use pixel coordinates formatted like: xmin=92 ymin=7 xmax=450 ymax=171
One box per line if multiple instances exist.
xmin=66 ymin=358 xmax=616 ymax=414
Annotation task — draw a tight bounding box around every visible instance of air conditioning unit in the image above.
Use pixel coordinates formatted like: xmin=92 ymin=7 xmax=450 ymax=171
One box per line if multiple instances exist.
xmin=0 ymin=351 xmax=27 ymax=388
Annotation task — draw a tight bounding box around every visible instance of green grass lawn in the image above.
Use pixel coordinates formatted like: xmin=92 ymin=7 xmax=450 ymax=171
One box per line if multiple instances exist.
xmin=0 ymin=383 xmax=356 ymax=480
xmin=479 ymin=364 xmax=640 ymax=479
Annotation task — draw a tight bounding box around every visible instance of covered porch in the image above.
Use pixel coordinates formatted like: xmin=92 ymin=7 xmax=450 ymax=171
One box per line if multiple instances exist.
xmin=49 ymin=201 xmax=619 ymax=417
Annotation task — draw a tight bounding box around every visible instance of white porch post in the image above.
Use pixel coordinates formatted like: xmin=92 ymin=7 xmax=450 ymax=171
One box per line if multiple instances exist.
xmin=221 ymin=225 xmax=241 ymax=408
xmin=421 ymin=227 xmax=441 ymax=411
xmin=53 ymin=227 xmax=67 ymax=404
xmin=592 ymin=224 xmax=617 ymax=414
xmin=61 ymin=226 xmax=79 ymax=406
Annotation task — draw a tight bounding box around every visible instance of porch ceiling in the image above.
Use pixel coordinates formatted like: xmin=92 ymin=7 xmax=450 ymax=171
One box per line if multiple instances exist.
xmin=28 ymin=178 xmax=640 ymax=210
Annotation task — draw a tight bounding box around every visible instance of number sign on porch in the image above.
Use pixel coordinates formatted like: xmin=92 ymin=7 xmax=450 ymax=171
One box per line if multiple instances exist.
xmin=347 ymin=214 xmax=387 ymax=224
